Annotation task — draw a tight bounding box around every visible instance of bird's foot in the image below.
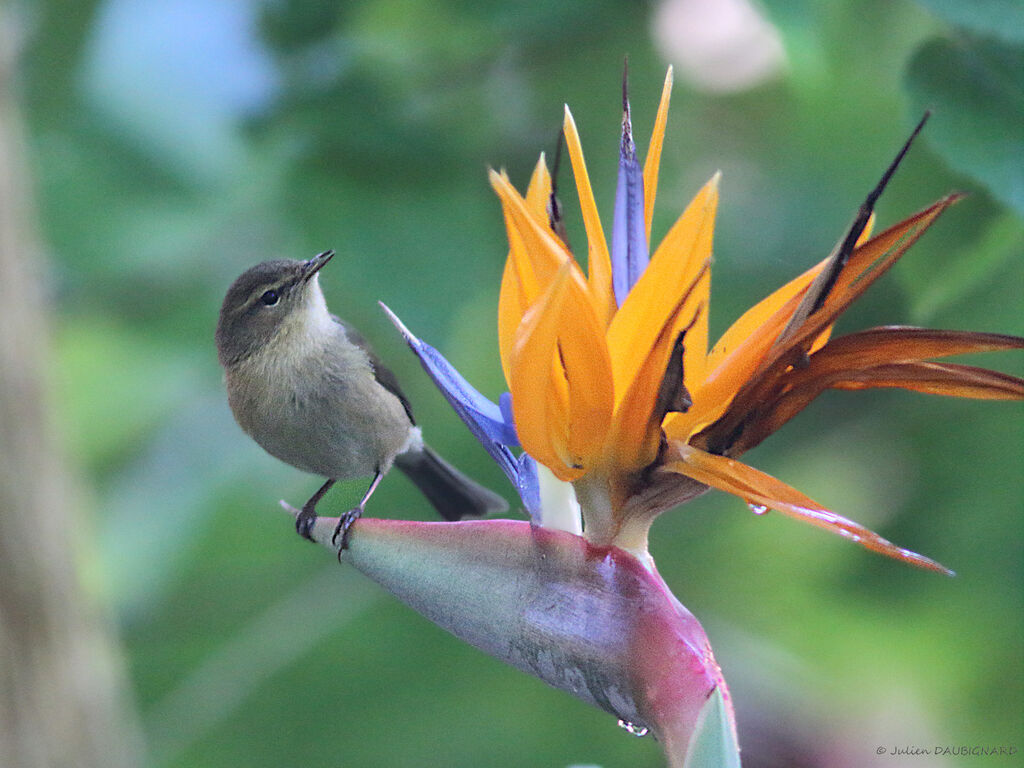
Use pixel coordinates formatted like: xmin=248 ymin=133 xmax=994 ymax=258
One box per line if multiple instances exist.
xmin=295 ymin=504 xmax=319 ymax=542
xmin=332 ymin=506 xmax=363 ymax=554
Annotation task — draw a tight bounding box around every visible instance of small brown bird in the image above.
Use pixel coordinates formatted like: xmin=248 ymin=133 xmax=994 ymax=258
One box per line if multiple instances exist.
xmin=215 ymin=250 xmax=507 ymax=546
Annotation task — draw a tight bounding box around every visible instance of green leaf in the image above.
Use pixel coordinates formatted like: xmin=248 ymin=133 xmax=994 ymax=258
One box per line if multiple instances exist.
xmin=912 ymin=0 xmax=1024 ymax=44
xmin=682 ymin=688 xmax=742 ymax=768
xmin=905 ymin=35 xmax=1024 ymax=215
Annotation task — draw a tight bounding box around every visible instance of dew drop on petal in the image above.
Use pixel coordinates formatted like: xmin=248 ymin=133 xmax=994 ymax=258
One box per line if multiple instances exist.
xmin=617 ymin=719 xmax=650 ymax=737
xmin=747 ymin=503 xmax=768 ymax=516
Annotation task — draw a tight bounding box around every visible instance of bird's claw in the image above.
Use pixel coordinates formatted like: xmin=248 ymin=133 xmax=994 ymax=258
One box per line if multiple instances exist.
xmin=332 ymin=507 xmax=363 ymax=555
xmin=295 ymin=505 xmax=318 ymax=542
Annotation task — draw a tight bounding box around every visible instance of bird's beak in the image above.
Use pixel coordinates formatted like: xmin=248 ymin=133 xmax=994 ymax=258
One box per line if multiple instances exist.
xmin=302 ymin=250 xmax=335 ymax=282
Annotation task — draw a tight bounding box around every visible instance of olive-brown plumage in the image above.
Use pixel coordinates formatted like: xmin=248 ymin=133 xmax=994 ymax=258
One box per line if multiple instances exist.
xmin=216 ymin=251 xmax=507 ymax=545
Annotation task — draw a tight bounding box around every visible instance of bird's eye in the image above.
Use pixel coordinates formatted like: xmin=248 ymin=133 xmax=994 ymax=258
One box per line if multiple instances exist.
xmin=260 ymin=289 xmax=280 ymax=306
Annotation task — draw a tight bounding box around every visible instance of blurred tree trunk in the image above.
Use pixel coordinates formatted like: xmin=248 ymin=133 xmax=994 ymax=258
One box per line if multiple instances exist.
xmin=0 ymin=14 xmax=142 ymax=768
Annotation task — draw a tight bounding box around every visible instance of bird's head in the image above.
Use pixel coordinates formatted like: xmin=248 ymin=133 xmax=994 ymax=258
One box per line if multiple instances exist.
xmin=215 ymin=250 xmax=334 ymax=368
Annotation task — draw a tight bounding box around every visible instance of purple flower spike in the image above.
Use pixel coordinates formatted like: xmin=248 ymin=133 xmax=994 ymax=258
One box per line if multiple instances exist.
xmin=301 ymin=514 xmax=733 ymax=760
xmin=380 ymin=302 xmax=540 ymax=516
xmin=610 ymin=80 xmax=649 ymax=307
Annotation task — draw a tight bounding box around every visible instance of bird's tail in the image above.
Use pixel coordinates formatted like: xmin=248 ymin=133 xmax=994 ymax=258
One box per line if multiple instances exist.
xmin=395 ymin=446 xmax=508 ymax=521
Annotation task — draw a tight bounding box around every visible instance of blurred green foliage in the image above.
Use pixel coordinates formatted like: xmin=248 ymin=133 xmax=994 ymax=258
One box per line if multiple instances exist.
xmin=15 ymin=0 xmax=1022 ymax=765
xmin=906 ymin=35 xmax=1024 ymax=215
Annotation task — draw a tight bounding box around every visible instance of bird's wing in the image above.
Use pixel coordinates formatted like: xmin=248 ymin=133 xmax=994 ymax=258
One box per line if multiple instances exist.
xmin=333 ymin=315 xmax=416 ymax=424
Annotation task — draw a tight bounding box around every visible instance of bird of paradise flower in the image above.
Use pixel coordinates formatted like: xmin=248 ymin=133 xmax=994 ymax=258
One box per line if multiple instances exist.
xmin=292 ymin=67 xmax=1024 ymax=766
xmin=382 ymin=67 xmax=1023 ymax=577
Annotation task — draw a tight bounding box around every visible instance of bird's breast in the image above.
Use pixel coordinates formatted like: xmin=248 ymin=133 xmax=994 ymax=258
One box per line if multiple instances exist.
xmin=225 ymin=333 xmax=413 ymax=480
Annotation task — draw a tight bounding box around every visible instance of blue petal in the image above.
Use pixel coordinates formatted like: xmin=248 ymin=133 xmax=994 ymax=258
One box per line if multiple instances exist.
xmin=610 ymin=102 xmax=649 ymax=308
xmin=380 ymin=303 xmax=541 ymax=514
xmin=516 ymin=454 xmax=542 ymax=522
xmin=499 ymin=391 xmax=517 ymax=438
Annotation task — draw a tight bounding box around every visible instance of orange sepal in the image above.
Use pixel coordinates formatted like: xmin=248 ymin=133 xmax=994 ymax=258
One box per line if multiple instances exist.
xmin=609 ymin=302 xmax=704 ymax=473
xmin=805 ymin=326 xmax=1024 ymax=367
xmin=826 ymin=361 xmax=1024 ymax=399
xmin=525 ymin=154 xmax=552 ymax=218
xmin=677 ymin=196 xmax=959 ymax=446
xmin=642 ymin=67 xmax=673 ymax=244
xmin=661 ymin=443 xmax=953 ymax=574
xmin=492 ymin=168 xmax=615 ymax=469
xmin=705 ymin=263 xmax=821 ymax=375
xmin=807 ymin=211 xmax=876 ymax=354
xmin=563 ymin=106 xmax=615 ymax=325
xmin=607 ymin=174 xmax=718 ymax=405
xmin=779 ymin=195 xmax=961 ymax=366
xmin=498 ymin=157 xmax=554 ymax=383
xmin=497 ymin=178 xmax=544 ymax=384
xmin=490 ymin=169 xmax=587 ymax=296
xmin=508 ymin=263 xmax=577 ymax=479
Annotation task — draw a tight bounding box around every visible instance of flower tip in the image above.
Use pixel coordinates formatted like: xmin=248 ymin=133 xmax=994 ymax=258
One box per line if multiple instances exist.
xmin=621 ymin=55 xmax=631 ymax=113
xmin=710 ymin=169 xmax=722 ymax=189
xmin=487 ymin=167 xmax=511 ymax=192
xmin=903 ymin=548 xmax=956 ymax=577
xmin=377 ymin=301 xmax=414 ymax=342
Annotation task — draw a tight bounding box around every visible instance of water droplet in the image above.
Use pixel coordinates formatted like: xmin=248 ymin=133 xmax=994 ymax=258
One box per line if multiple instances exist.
xmin=747 ymin=503 xmax=768 ymax=516
xmin=617 ymin=719 xmax=650 ymax=737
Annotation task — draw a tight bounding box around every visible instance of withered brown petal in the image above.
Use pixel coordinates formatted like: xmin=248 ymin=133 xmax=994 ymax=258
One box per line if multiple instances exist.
xmin=695 ymin=196 xmax=960 ymax=456
xmin=726 ymin=360 xmax=1024 ymax=456
xmin=773 ymin=112 xmax=931 ymax=349
xmin=804 ymin=326 xmax=1024 ymax=365
xmin=827 ymin=361 xmax=1024 ymax=399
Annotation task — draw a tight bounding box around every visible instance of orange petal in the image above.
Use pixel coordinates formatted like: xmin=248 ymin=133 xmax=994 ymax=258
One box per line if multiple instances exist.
xmin=643 ymin=67 xmax=673 ymax=244
xmin=703 ymin=207 xmax=896 ymax=380
xmin=784 ymin=195 xmax=962 ymax=363
xmin=661 ymin=444 xmax=953 ymax=574
xmin=684 ymin=269 xmax=711 ymax=394
xmin=808 ymin=325 xmax=834 ymax=356
xmin=490 ymin=168 xmax=587 ymax=294
xmin=607 ymin=174 xmax=718 ymax=405
xmin=610 ymin=303 xmax=703 ymax=472
xmin=855 ymin=211 xmax=876 ymax=247
xmin=504 ymin=223 xmax=615 ymax=483
xmin=509 ymin=263 xmax=577 ymax=478
xmin=494 ymin=168 xmax=616 ymax=469
xmin=706 ymin=260 xmax=825 ymax=373
xmin=497 ymin=184 xmax=542 ymax=384
xmin=498 ymin=156 xmax=557 ymax=383
xmin=676 ymin=196 xmax=959 ymax=444
xmin=669 ymin=276 xmax=814 ymax=441
xmin=563 ymin=106 xmax=615 ymax=325
xmin=498 ymin=259 xmax=523 ymax=385
xmin=525 ymin=154 xmax=552 ymax=219
xmin=556 ymin=296 xmax=615 ymax=463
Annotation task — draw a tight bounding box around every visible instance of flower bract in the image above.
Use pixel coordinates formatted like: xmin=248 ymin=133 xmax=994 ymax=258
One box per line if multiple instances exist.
xmin=388 ymin=67 xmax=1024 ymax=575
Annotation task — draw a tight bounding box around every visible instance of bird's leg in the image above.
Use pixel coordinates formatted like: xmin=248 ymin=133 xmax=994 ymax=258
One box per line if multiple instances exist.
xmin=295 ymin=478 xmax=336 ymax=541
xmin=333 ymin=469 xmax=383 ymax=552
